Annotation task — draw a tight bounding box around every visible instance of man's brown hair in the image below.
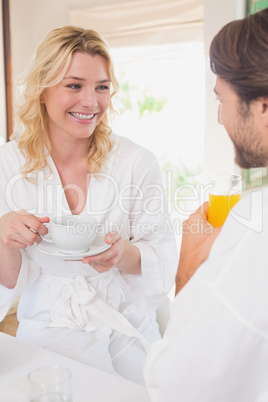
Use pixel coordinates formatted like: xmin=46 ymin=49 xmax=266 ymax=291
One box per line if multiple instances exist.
xmin=210 ymin=8 xmax=268 ymax=104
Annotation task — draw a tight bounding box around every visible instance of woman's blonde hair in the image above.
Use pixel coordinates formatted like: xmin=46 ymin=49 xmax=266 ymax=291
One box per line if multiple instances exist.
xmin=16 ymin=25 xmax=119 ymax=178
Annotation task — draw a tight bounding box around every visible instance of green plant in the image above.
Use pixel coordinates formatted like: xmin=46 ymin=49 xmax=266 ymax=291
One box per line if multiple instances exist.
xmin=161 ymin=161 xmax=202 ymax=217
xmin=162 ymin=161 xmax=201 ymax=189
xmin=138 ymin=96 xmax=167 ymax=118
xmin=116 ymin=81 xmax=135 ymax=114
xmin=115 ymin=79 xmax=167 ymax=118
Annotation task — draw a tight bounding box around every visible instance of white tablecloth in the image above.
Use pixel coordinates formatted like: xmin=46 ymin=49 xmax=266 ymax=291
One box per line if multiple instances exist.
xmin=0 ymin=332 xmax=150 ymax=402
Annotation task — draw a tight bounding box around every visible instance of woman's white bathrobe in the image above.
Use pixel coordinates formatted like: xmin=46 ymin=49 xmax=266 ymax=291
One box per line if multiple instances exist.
xmin=0 ymin=134 xmax=177 ymax=384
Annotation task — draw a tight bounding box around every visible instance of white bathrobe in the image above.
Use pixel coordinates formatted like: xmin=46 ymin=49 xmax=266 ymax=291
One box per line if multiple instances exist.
xmin=145 ymin=185 xmax=268 ymax=399
xmin=0 ymin=134 xmax=178 ymax=384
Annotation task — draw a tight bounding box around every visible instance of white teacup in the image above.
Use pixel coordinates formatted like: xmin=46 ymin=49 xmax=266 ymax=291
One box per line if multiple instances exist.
xmin=41 ymin=215 xmax=97 ymax=254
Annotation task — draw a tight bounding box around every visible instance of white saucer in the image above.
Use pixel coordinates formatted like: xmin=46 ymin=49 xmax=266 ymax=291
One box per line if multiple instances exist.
xmin=37 ymin=235 xmax=111 ymax=260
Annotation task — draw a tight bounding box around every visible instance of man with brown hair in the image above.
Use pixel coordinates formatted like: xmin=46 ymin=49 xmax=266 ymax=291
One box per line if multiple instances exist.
xmin=145 ymin=8 xmax=268 ymax=401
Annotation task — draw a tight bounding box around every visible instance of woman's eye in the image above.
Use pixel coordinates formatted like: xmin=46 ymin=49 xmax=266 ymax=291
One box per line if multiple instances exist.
xmin=97 ymin=85 xmax=109 ymax=91
xmin=67 ymin=84 xmax=81 ymax=89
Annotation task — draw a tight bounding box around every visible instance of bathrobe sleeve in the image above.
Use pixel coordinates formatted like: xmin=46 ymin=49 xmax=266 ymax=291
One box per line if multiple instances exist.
xmin=117 ymin=140 xmax=178 ymax=311
xmin=0 ymin=251 xmax=40 ymax=321
xmin=134 ymin=159 xmax=177 ymax=309
xmin=0 ymin=142 xmax=41 ymax=321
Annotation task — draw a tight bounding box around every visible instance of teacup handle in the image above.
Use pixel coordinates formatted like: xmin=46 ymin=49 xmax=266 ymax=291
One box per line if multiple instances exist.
xmin=39 ymin=223 xmax=53 ymax=243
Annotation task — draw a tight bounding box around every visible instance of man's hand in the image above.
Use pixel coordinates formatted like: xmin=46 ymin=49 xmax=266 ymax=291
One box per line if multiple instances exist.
xmin=175 ymin=202 xmax=221 ymax=295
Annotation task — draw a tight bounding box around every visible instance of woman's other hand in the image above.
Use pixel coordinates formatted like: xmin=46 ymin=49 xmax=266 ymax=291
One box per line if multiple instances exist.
xmin=82 ymin=231 xmax=141 ymax=274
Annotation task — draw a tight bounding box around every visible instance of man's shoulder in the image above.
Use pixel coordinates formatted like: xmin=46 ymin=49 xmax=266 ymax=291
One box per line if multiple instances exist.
xmin=226 ymin=186 xmax=268 ymax=233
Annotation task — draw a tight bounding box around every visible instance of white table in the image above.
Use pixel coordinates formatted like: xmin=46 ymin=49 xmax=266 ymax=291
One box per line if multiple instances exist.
xmin=0 ymin=332 xmax=151 ymax=402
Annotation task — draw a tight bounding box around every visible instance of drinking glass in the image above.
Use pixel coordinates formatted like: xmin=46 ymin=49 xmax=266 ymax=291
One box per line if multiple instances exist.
xmin=28 ymin=366 xmax=72 ymax=402
xmin=207 ymin=174 xmax=242 ymax=227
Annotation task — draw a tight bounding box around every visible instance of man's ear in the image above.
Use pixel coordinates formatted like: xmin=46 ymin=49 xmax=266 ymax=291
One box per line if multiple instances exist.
xmin=259 ymin=97 xmax=268 ymax=126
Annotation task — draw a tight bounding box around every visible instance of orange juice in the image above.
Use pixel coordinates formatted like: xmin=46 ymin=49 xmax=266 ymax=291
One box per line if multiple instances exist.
xmin=208 ymin=193 xmax=241 ymax=227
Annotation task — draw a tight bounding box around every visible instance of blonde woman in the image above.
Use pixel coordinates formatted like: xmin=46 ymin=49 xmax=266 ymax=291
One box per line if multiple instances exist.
xmin=0 ymin=26 xmax=177 ymax=384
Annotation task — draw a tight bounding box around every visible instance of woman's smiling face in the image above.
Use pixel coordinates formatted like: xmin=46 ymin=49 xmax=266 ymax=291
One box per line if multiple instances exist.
xmin=41 ymin=52 xmax=111 ymax=142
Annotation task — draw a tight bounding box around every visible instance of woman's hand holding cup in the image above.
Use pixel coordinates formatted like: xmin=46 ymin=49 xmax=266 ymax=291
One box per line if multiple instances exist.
xmin=0 ymin=210 xmax=49 ymax=250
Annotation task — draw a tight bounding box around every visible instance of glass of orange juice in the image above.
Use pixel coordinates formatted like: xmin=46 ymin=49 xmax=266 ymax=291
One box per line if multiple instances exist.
xmin=208 ymin=174 xmax=242 ymax=227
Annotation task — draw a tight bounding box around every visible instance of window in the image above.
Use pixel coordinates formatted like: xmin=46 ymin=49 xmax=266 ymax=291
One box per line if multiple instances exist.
xmin=111 ymin=41 xmax=205 ymax=224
